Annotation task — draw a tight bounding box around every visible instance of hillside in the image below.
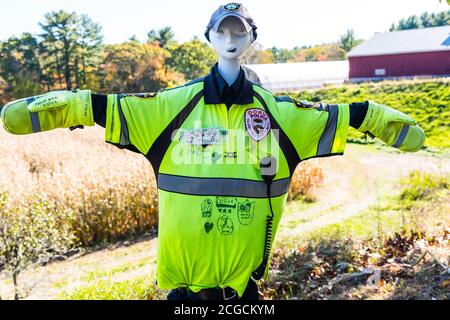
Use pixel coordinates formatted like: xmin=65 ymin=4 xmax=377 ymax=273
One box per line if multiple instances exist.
xmin=287 ymin=78 xmax=449 ymax=149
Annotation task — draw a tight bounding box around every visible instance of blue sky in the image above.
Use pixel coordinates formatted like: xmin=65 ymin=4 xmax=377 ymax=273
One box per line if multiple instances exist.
xmin=0 ymin=0 xmax=448 ymax=48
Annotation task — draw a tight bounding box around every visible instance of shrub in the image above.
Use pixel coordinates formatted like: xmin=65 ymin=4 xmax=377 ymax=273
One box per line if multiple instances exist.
xmin=400 ymin=170 xmax=448 ymax=201
xmin=0 ymin=192 xmax=76 ymax=299
xmin=288 ymin=162 xmax=324 ymax=202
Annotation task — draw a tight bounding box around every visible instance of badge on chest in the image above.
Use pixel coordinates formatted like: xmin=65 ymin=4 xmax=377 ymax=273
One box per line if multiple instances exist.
xmin=244 ymin=108 xmax=271 ymax=142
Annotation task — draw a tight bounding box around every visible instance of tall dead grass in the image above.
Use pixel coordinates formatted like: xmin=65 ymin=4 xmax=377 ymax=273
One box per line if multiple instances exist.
xmin=288 ymin=162 xmax=324 ymax=202
xmin=0 ymin=126 xmax=158 ymax=246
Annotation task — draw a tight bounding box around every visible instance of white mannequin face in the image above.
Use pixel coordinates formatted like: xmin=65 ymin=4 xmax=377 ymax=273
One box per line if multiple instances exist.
xmin=209 ymin=16 xmax=253 ymax=60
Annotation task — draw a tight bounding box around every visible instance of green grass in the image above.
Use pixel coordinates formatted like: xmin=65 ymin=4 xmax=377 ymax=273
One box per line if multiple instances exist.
xmin=61 ymin=275 xmax=167 ymax=300
xmin=279 ymin=169 xmax=450 ymax=248
xmin=284 ymin=79 xmax=450 ymax=149
xmin=305 ymin=209 xmax=403 ymax=242
xmin=80 ymin=257 xmax=153 ymax=282
xmin=283 ymin=201 xmax=315 ymax=217
xmin=398 ymin=170 xmax=448 ymax=203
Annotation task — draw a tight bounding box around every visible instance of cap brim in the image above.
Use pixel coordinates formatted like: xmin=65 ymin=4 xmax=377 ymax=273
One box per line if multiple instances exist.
xmin=211 ymin=14 xmax=252 ymax=33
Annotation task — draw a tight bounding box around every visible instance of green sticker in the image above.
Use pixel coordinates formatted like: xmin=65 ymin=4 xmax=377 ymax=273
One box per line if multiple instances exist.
xmin=201 ymin=199 xmax=213 ymax=218
xmin=217 ymin=215 xmax=234 ymax=235
xmin=216 ymin=197 xmax=237 ymax=214
xmin=237 ymin=200 xmax=255 ymax=225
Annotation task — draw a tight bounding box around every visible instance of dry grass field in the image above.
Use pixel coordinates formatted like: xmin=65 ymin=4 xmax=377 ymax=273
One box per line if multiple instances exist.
xmin=0 ymin=126 xmax=160 ymax=248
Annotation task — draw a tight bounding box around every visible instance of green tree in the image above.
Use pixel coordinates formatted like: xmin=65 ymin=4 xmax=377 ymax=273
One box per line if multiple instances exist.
xmin=167 ymin=39 xmax=217 ymax=80
xmin=74 ymin=14 xmax=103 ymax=89
xmin=39 ymin=10 xmax=103 ymax=90
xmin=339 ymin=29 xmax=358 ymax=52
xmin=433 ymin=11 xmax=450 ymax=26
xmin=0 ymin=193 xmax=76 ymax=300
xmin=0 ymin=33 xmax=42 ymax=100
xmin=102 ymin=41 xmax=184 ymax=93
xmin=404 ymin=16 xmax=421 ymax=29
xmin=270 ymin=47 xmax=294 ymax=63
xmin=147 ymin=26 xmax=176 ymax=48
xmin=293 ymin=43 xmax=347 ymax=62
xmin=420 ymin=12 xmax=434 ymax=28
xmin=390 ymin=9 xmax=449 ymax=31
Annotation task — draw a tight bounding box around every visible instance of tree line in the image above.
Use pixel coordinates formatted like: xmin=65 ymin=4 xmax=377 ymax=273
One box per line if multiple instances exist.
xmin=0 ymin=10 xmax=367 ymax=105
xmin=390 ymin=9 xmax=449 ymax=31
xmin=2 ymin=9 xmax=448 ymax=105
xmin=0 ymin=11 xmax=218 ymax=105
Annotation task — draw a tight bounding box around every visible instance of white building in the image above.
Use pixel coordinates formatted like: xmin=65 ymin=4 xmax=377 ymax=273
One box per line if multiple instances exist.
xmin=244 ymin=60 xmax=349 ymax=92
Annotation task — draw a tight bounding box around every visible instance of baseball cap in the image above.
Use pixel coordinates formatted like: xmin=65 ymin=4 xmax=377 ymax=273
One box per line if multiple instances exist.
xmin=206 ymin=3 xmax=256 ymax=35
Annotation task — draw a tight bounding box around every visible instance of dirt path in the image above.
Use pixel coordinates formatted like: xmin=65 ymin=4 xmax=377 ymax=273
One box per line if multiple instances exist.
xmin=0 ymin=236 xmax=159 ymax=300
xmin=0 ymin=144 xmax=448 ymax=300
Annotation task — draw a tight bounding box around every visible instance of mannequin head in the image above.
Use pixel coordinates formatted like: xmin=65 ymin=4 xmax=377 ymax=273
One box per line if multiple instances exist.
xmin=209 ymin=16 xmax=253 ymax=60
xmin=205 ymin=3 xmax=257 ymax=84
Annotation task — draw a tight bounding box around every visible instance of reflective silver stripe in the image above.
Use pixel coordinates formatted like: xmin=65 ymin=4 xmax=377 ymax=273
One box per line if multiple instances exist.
xmin=317 ymin=104 xmax=338 ymax=155
xmin=393 ymin=125 xmax=410 ymax=148
xmin=26 ymin=97 xmax=41 ymax=133
xmin=30 ymin=113 xmax=41 ymax=133
xmin=117 ymin=95 xmax=130 ymax=145
xmin=157 ymin=174 xmax=291 ymax=198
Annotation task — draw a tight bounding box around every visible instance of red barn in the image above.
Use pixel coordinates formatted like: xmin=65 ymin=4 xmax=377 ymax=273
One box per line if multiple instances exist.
xmin=348 ymin=26 xmax=450 ymax=82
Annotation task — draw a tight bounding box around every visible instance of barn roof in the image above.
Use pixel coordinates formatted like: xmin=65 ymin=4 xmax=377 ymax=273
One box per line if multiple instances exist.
xmin=348 ymin=26 xmax=450 ymax=57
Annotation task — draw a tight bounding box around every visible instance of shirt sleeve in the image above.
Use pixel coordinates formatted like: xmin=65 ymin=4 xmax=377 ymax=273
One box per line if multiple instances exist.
xmin=105 ymin=91 xmax=187 ymax=155
xmin=273 ymin=97 xmax=350 ymax=161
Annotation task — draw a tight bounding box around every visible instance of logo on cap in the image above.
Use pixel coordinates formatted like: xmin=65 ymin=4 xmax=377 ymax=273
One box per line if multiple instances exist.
xmin=224 ymin=3 xmax=240 ymax=12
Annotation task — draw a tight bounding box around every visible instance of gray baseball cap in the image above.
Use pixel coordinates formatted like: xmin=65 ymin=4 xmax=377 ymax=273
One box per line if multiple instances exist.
xmin=206 ymin=3 xmax=256 ymax=34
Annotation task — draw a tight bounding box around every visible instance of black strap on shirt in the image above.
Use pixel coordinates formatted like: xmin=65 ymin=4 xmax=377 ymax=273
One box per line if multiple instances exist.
xmin=92 ymin=94 xmax=107 ymax=128
xmin=349 ymin=101 xmax=368 ymax=129
xmin=145 ymin=90 xmax=204 ymax=175
xmin=255 ymin=91 xmax=301 ymax=176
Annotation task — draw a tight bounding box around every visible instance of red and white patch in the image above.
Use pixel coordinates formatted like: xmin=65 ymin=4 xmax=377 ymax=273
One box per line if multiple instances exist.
xmin=244 ymin=108 xmax=271 ymax=141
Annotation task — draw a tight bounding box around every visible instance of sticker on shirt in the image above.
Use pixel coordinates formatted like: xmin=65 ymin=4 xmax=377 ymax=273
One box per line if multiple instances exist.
xmin=179 ymin=128 xmax=227 ymax=146
xmin=216 ymin=197 xmax=237 ymax=214
xmin=244 ymin=108 xmax=271 ymax=142
xmin=217 ymin=215 xmax=234 ymax=235
xmin=237 ymin=200 xmax=255 ymax=225
xmin=201 ymin=199 xmax=213 ymax=218
xmin=204 ymin=222 xmax=214 ymax=234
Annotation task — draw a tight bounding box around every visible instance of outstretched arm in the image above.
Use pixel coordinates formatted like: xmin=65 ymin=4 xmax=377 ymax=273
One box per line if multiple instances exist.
xmin=0 ymin=90 xmax=94 ymax=134
xmin=270 ymin=94 xmax=425 ymax=168
xmin=352 ymin=100 xmax=425 ymax=152
xmin=0 ymin=84 xmax=204 ymax=161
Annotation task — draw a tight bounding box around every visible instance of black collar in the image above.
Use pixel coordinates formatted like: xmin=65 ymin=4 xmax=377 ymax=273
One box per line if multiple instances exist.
xmin=215 ymin=64 xmax=243 ymax=98
xmin=204 ymin=63 xmax=254 ymax=105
